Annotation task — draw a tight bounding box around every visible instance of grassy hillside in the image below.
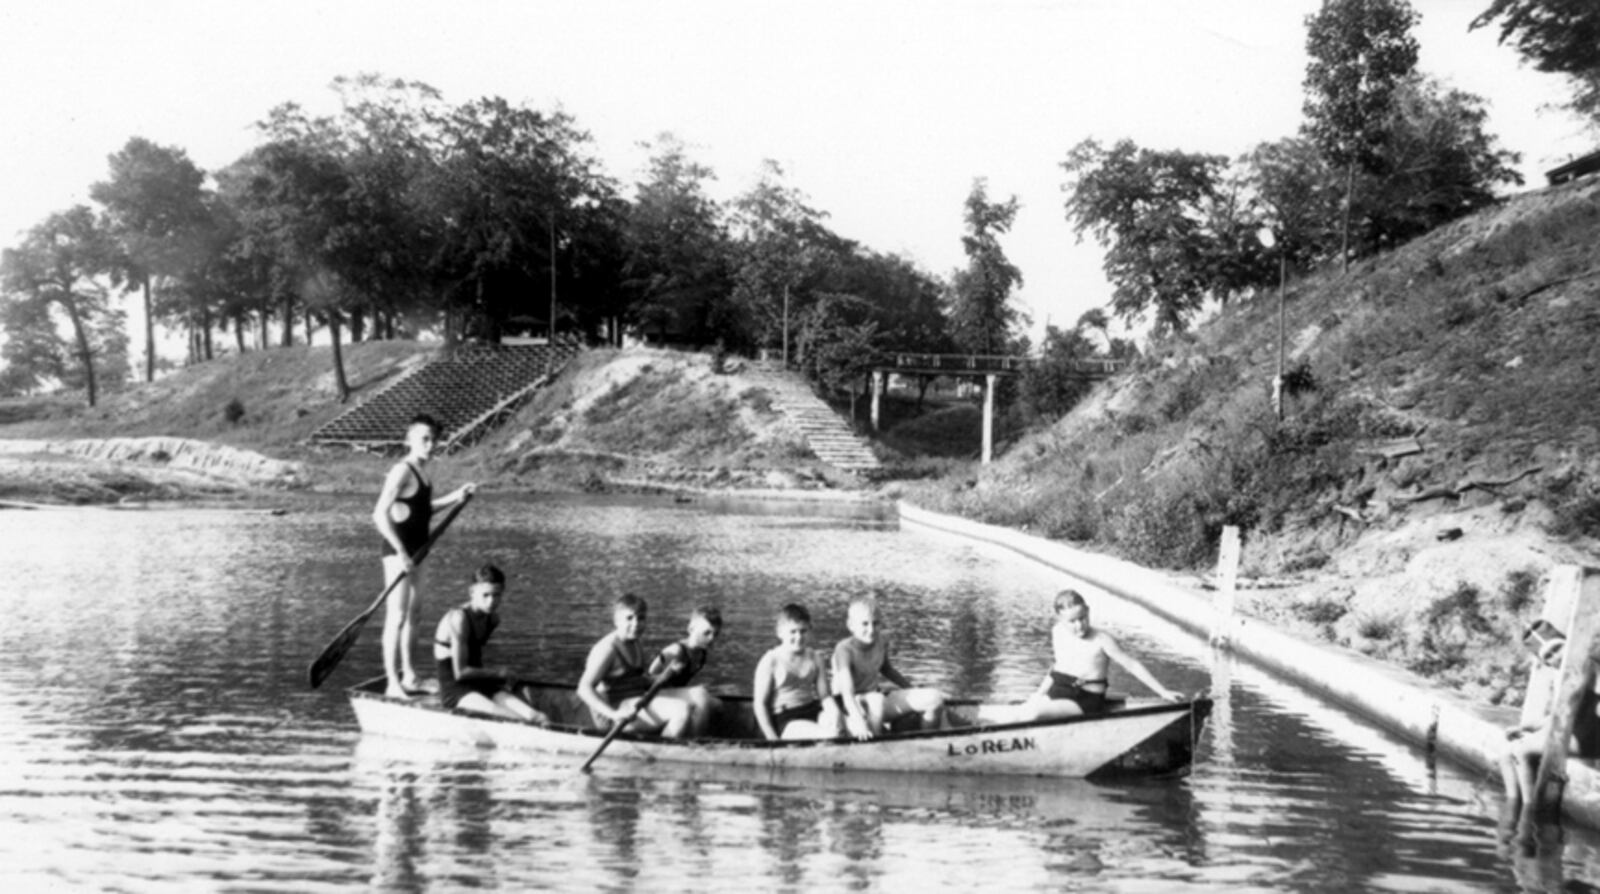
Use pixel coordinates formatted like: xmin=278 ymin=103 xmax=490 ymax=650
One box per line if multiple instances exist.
xmin=893 ymin=177 xmax=1600 ymax=705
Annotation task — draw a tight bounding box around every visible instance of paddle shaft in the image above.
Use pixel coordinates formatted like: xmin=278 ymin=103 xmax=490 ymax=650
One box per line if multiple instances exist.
xmin=305 ymin=492 xmax=474 ymax=689
xmin=579 ymin=674 xmax=670 ymax=774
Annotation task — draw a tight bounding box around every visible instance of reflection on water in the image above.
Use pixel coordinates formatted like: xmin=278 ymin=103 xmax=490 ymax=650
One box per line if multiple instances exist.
xmin=0 ymin=493 xmax=1594 ymax=890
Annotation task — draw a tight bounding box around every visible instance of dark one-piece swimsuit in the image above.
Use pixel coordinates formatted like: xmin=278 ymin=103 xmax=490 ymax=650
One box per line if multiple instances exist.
xmin=382 ymin=463 xmax=432 ymax=557
xmin=436 ymin=608 xmax=502 ymax=710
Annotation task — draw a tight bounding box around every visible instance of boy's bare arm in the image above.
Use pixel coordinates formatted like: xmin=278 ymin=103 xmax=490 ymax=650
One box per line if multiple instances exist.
xmin=1103 ymin=637 xmax=1181 ymax=700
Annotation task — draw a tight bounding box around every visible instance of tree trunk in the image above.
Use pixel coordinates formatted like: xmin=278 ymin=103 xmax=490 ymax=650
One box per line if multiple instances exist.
xmin=202 ymin=307 xmax=214 ymax=361
xmin=328 ymin=313 xmax=350 ymax=403
xmin=62 ymin=299 xmax=97 ymax=407
xmin=280 ymin=294 xmax=294 ymax=347
xmin=234 ymin=314 xmax=246 ymax=353
xmin=350 ymin=307 xmax=365 ymax=343
xmin=1340 ymin=162 xmax=1353 ymax=275
xmin=304 ymin=309 xmax=315 ymax=345
xmin=142 ymin=276 xmax=155 ymax=383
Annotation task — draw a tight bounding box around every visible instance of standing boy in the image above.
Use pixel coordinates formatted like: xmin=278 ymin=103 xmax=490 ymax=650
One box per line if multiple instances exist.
xmin=831 ymin=594 xmax=947 ymax=740
xmin=754 ymin=603 xmax=841 ymax=740
xmin=647 ymin=605 xmax=724 ymax=737
xmin=373 ymin=413 xmax=475 ymax=698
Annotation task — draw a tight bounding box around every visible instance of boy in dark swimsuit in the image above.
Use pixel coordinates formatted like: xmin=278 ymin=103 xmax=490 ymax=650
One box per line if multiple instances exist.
xmin=373 ymin=413 xmax=475 ymax=698
xmin=576 ymin=594 xmax=692 ymax=737
xmin=432 ymin=564 xmax=547 ymax=722
xmin=647 ymin=606 xmax=723 ymax=737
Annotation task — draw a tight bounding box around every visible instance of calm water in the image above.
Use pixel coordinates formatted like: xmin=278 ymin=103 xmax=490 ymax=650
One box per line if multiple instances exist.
xmin=0 ymin=493 xmax=1595 ymax=892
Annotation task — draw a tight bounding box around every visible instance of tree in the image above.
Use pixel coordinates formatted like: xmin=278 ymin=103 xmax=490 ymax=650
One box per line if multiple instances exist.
xmin=1061 ymin=140 xmax=1237 ymax=333
xmin=1243 ymin=76 xmax=1522 ymax=263
xmin=1303 ymin=0 xmax=1420 ymax=270
xmin=1363 ymin=75 xmax=1523 ymax=248
xmin=0 ymin=294 xmax=66 ymax=395
xmin=1016 ymin=324 xmax=1103 ymax=425
xmin=947 ymin=178 xmax=1023 ymax=355
xmin=621 ymin=134 xmax=734 ymax=346
xmin=90 ymin=137 xmax=210 ymax=382
xmin=426 ymin=96 xmax=619 ymax=343
xmin=0 ymin=207 xmax=115 ymax=406
xmin=729 ymin=160 xmax=835 ymax=361
xmin=1472 ymin=0 xmax=1600 ymax=123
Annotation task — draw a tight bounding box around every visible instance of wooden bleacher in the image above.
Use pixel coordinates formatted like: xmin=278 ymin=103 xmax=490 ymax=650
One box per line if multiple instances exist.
xmin=309 ymin=341 xmax=581 ymax=453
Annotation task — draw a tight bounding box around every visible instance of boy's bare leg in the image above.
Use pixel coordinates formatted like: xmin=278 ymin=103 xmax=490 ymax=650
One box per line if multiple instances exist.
xmin=381 ymin=557 xmax=417 ymax=697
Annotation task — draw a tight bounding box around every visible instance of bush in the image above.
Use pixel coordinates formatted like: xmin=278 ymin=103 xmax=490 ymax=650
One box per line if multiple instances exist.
xmin=223 ymin=398 xmax=246 ymax=425
xmin=1355 ymin=612 xmax=1401 ymax=640
xmin=1500 ymin=568 xmax=1541 ymax=615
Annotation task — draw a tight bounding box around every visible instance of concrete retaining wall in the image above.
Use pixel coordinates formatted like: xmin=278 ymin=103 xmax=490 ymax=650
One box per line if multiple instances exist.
xmin=898 ymin=502 xmax=1515 ymax=778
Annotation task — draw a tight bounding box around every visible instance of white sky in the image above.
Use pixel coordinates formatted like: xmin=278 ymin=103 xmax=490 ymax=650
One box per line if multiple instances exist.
xmin=0 ymin=0 xmax=1593 ymax=347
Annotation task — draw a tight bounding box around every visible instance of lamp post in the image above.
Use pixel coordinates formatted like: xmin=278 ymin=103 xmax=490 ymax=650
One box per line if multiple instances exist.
xmin=549 ymin=209 xmax=558 ymax=345
xmin=1257 ymin=226 xmax=1287 ymax=420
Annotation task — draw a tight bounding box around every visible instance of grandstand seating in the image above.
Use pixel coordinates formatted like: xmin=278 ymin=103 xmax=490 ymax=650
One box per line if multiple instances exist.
xmin=309 ymin=342 xmax=581 ymax=452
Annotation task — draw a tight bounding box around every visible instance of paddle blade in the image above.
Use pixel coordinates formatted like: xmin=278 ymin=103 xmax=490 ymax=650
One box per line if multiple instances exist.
xmin=306 ymin=611 xmax=372 ymax=689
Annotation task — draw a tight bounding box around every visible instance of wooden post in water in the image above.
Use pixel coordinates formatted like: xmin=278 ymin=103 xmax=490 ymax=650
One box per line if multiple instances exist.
xmin=981 ymin=373 xmax=996 ymax=464
xmin=1521 ymin=565 xmax=1600 ymax=830
xmin=870 ymin=371 xmax=882 ymax=432
xmin=1210 ymin=526 xmax=1242 ymax=648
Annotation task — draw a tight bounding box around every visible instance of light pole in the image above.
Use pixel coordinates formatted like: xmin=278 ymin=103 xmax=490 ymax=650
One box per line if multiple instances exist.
xmin=1256 ymin=226 xmax=1287 ymax=420
xmin=549 ymin=209 xmax=558 ymax=345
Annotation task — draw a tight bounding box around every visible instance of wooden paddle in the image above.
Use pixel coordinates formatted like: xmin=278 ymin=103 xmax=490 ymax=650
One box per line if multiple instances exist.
xmin=579 ymin=674 xmax=671 ymax=774
xmin=305 ymin=493 xmax=474 ymax=689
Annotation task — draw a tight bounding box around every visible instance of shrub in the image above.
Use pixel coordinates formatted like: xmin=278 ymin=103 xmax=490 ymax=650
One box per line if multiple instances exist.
xmin=1355 ymin=612 xmax=1400 ymax=640
xmin=1422 ymin=583 xmax=1491 ymax=636
xmin=1500 ymin=568 xmax=1541 ymax=615
xmin=1293 ymin=596 xmax=1349 ymax=627
xmin=223 ymin=397 xmax=246 ymax=425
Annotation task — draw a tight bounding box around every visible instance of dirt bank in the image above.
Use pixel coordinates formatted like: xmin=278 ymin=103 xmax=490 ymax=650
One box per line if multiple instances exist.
xmin=0 ymin=437 xmax=305 ymax=506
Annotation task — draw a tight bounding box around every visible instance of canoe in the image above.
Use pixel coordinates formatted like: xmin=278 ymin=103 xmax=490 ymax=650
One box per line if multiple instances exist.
xmin=347 ymin=677 xmax=1212 ymax=779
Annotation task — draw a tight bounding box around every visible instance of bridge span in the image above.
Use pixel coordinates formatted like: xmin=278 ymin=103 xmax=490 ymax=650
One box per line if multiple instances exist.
xmin=870 ymin=353 xmax=1129 ymax=464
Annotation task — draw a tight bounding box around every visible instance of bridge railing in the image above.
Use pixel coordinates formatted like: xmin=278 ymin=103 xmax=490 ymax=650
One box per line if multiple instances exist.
xmin=887 ymin=353 xmax=1128 ymax=376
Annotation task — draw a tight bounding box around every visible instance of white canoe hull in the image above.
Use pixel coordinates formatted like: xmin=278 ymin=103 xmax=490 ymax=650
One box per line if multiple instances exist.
xmin=347 ymin=678 xmax=1210 ymax=779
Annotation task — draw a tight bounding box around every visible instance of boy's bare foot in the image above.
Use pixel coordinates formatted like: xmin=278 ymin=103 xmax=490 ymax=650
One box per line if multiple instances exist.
xmin=385 ymin=683 xmax=411 ymax=699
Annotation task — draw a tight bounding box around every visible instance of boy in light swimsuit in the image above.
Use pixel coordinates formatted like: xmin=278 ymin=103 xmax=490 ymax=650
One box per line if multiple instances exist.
xmin=576 ymin=594 xmax=692 ymax=737
xmin=1021 ymin=590 xmax=1182 ymax=721
xmin=432 ymin=563 xmax=548 ymax=723
xmin=647 ymin=605 xmax=724 ymax=737
xmin=373 ymin=413 xmax=475 ymax=698
xmin=753 ymin=603 xmax=842 ymax=740
xmin=832 ymin=594 xmax=948 ymax=740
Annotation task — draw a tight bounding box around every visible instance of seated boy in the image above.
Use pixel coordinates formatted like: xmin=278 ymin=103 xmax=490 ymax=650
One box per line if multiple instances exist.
xmin=432 ymin=564 xmax=548 ymax=723
xmin=576 ymin=593 xmax=692 ymax=738
xmin=1021 ymin=589 xmax=1182 ymax=721
xmin=753 ymin=603 xmax=842 ymax=740
xmin=647 ymin=605 xmax=724 ymax=737
xmin=831 ymin=594 xmax=947 ymax=740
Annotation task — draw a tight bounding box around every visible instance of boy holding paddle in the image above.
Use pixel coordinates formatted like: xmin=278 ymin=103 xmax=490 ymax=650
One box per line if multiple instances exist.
xmin=374 ymin=413 xmax=475 ymax=698
xmin=577 ymin=594 xmax=693 ymax=738
xmin=648 ymin=605 xmax=724 ymax=737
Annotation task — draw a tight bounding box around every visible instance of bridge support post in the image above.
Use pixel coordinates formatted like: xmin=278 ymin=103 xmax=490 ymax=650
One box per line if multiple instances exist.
xmin=982 ymin=373 xmax=996 ymax=464
xmin=870 ymin=371 xmax=882 ymax=431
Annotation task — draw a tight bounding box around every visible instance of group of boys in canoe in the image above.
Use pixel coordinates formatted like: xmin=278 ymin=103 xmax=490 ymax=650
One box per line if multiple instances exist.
xmin=373 ymin=413 xmax=1185 ymax=740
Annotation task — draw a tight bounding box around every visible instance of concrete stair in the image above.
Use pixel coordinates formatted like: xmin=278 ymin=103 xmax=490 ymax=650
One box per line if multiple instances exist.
xmin=745 ymin=364 xmax=882 ymax=474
